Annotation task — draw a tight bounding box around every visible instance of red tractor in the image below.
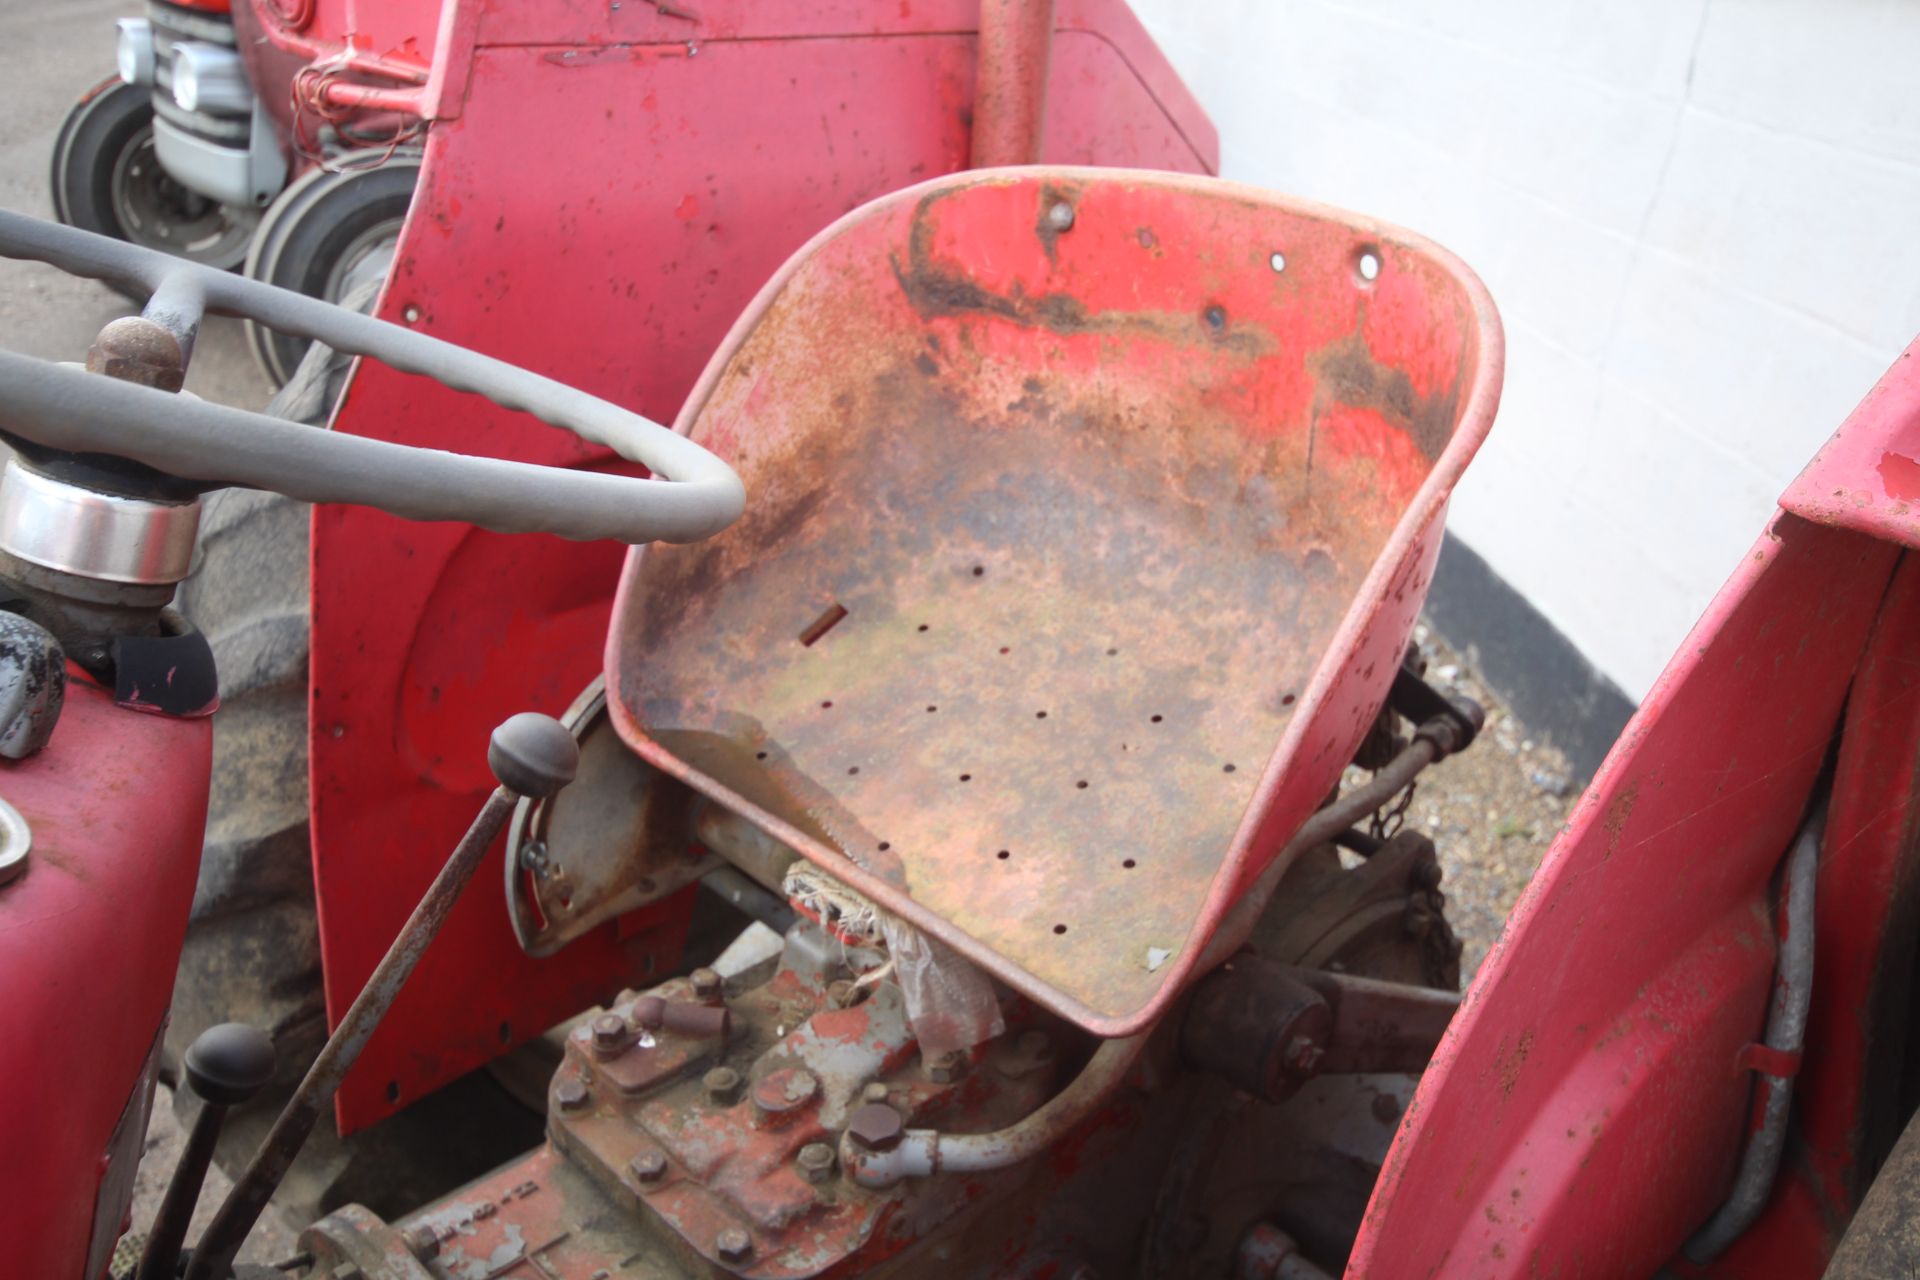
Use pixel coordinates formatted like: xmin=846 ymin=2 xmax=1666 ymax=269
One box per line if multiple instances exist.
xmin=52 ymin=0 xmax=431 ymax=381
xmin=11 ymin=4 xmax=1920 ymax=1280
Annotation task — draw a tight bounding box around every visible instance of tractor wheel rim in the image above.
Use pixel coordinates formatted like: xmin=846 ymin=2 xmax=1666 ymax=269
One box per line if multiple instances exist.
xmin=109 ymin=127 xmax=254 ymax=264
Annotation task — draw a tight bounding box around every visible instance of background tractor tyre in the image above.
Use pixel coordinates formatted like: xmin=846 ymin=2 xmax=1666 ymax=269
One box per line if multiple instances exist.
xmin=49 ymin=77 xmax=257 ymax=294
xmin=243 ymin=158 xmax=420 ymax=386
xmin=170 ymin=276 xmax=380 ymax=1079
xmin=167 ymin=281 xmax=541 ymax=1225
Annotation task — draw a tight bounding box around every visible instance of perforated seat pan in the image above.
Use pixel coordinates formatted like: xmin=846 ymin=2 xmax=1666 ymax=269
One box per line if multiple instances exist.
xmin=607 ymin=168 xmax=1501 ymax=1035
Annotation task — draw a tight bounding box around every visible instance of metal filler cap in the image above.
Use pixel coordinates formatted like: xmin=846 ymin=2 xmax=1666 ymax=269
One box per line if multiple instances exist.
xmin=0 ymin=794 xmax=31 ymax=887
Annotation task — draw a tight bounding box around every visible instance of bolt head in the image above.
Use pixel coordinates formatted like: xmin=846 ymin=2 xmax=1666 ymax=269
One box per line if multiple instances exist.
xmin=716 ymin=1228 xmax=754 ymax=1263
xmin=702 ymin=1066 xmax=743 ymax=1106
xmin=796 ymin=1141 xmax=836 ymax=1183
xmin=689 ymin=967 xmax=724 ymax=1002
xmin=591 ymin=1012 xmax=629 ymax=1055
xmin=753 ymin=1067 xmax=819 ymax=1116
xmin=846 ymin=1102 xmax=905 ymax=1152
xmin=554 ymin=1076 xmax=590 ymax=1111
xmin=924 ymin=1049 xmax=966 ymax=1084
xmin=630 ymin=1150 xmax=668 ymax=1184
xmin=1046 ymin=200 xmax=1075 ymax=232
xmin=399 ymin=1223 xmax=440 ymax=1260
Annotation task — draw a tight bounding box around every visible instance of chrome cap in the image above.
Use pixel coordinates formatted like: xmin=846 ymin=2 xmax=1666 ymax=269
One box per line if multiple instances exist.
xmin=0 ymin=460 xmax=200 ymax=586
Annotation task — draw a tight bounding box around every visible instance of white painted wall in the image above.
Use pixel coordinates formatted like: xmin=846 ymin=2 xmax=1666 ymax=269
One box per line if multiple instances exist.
xmin=1127 ymin=0 xmax=1920 ymax=698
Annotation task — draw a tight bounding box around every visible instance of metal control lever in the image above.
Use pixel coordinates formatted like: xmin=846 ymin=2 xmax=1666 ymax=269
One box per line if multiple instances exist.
xmin=134 ymin=1024 xmax=274 ymax=1280
xmin=183 ymin=712 xmax=579 ymax=1280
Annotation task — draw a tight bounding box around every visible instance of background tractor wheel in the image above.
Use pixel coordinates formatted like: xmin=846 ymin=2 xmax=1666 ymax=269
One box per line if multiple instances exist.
xmin=243 ymin=158 xmax=419 ymax=386
xmin=49 ymin=77 xmax=256 ymax=291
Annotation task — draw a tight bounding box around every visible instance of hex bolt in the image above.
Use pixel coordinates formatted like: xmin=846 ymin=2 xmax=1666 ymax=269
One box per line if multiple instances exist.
xmin=630 ymin=1150 xmax=668 ymax=1184
xmin=1046 ymin=200 xmax=1075 ymax=233
xmin=846 ymin=1102 xmax=905 ymax=1153
xmin=399 ymin=1224 xmax=440 ymax=1261
xmin=796 ymin=1142 xmax=837 ymax=1184
xmin=591 ymin=1012 xmax=629 ymax=1057
xmin=716 ymin=1228 xmax=754 ymax=1264
xmin=555 ymin=1076 xmax=590 ymax=1111
xmin=753 ymin=1067 xmax=819 ymax=1123
xmin=924 ymin=1049 xmax=967 ymax=1084
xmin=689 ymin=967 xmax=724 ymax=1003
xmin=702 ymin=1066 xmax=743 ymax=1106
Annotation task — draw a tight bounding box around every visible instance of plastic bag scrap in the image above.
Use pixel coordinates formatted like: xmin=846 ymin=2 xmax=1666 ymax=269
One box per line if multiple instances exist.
xmin=784 ymin=864 xmax=1004 ymax=1056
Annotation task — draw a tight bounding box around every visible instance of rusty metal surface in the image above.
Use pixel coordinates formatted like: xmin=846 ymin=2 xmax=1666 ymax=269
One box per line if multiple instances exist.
xmin=1293 ymin=968 xmax=1459 ymax=1076
xmin=303 ymin=1153 xmax=679 ymax=1279
xmin=300 ymin=837 xmax=1467 ymax=1278
xmin=972 ymin=0 xmax=1055 ymax=166
xmin=608 ymin=168 xmax=1501 ymax=1035
xmin=545 ymin=926 xmax=1062 ymax=1277
xmin=1182 ymin=958 xmax=1332 ymax=1103
xmin=506 ymin=676 xmax=715 ymax=957
xmin=1252 ymin=831 xmax=1461 ymax=989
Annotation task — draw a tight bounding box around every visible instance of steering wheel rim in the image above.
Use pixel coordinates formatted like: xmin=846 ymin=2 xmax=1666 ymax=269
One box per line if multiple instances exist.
xmin=0 ymin=209 xmax=744 ymax=545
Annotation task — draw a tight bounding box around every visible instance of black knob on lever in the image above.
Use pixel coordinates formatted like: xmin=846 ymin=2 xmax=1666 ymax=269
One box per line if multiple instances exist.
xmin=487 ymin=710 xmax=579 ymax=799
xmin=136 ymin=1024 xmax=275 ymax=1280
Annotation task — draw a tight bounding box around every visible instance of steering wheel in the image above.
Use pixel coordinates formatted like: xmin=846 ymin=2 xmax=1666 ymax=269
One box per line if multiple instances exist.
xmin=0 ymin=209 xmax=743 ymax=545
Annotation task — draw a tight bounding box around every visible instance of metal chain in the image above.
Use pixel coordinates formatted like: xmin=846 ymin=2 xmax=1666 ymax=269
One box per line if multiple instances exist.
xmin=1370 ymin=776 xmax=1417 ymax=840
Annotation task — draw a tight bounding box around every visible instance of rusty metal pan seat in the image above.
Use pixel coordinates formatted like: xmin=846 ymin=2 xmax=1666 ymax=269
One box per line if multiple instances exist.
xmin=607 ymin=168 xmax=1502 ymax=1036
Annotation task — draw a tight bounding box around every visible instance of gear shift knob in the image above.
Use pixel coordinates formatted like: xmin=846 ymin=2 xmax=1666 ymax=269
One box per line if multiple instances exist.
xmin=489 ymin=711 xmax=578 ymax=798
xmin=184 ymin=1022 xmax=276 ymax=1107
xmin=136 ymin=1023 xmax=276 ymax=1280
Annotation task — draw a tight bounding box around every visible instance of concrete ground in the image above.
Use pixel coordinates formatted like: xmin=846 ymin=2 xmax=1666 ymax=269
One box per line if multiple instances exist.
xmin=2 ymin=3 xmax=1582 ymax=1269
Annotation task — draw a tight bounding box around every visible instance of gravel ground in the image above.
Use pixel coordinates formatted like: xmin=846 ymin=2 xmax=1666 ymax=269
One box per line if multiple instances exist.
xmin=1401 ymin=622 xmax=1584 ymax=982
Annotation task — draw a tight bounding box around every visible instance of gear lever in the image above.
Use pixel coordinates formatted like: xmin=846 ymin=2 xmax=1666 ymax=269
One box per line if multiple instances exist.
xmin=134 ymin=1024 xmax=274 ymax=1280
xmin=183 ymin=712 xmax=578 ymax=1280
